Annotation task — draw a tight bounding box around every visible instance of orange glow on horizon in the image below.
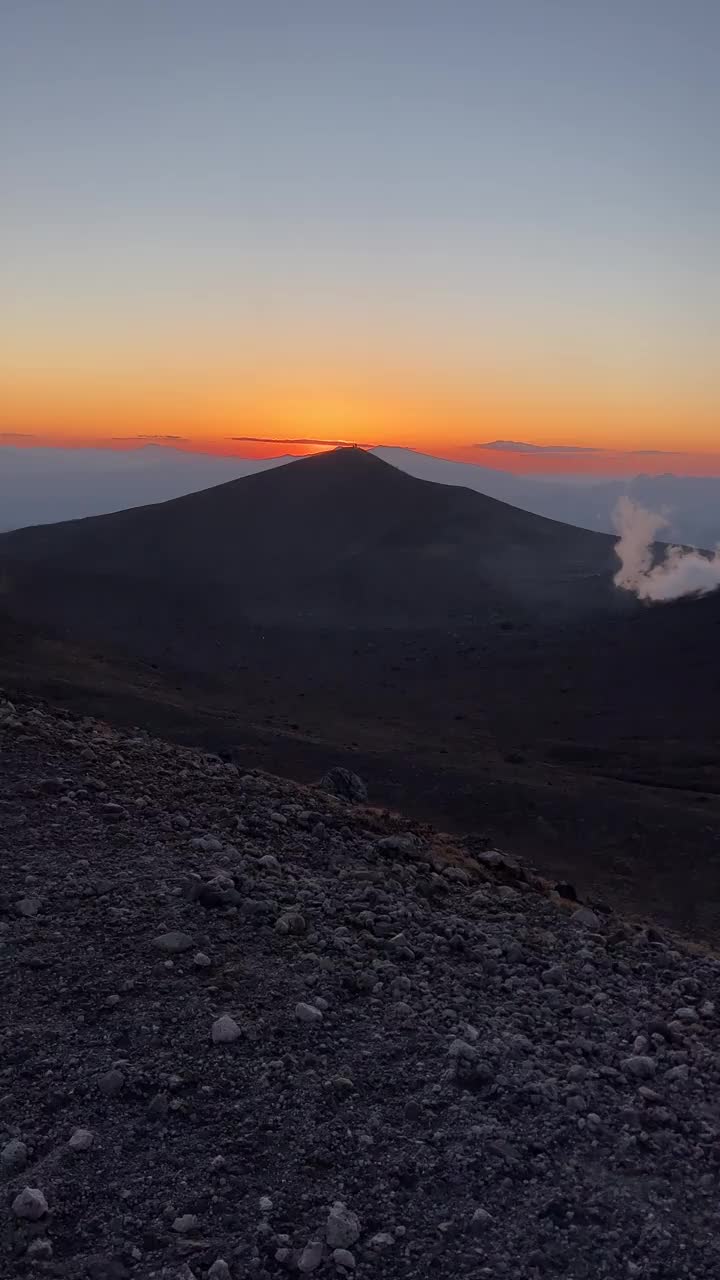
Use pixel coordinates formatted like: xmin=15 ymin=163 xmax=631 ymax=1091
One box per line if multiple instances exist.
xmin=1 ymin=361 xmax=718 ymax=474
xmin=3 ymin=431 xmax=720 ymax=477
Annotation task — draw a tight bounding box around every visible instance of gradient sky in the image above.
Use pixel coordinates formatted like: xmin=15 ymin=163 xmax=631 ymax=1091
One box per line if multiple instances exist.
xmin=2 ymin=1 xmax=719 ymax=473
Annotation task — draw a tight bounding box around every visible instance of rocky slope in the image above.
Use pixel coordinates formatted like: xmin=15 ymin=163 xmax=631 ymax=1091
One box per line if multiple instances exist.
xmin=1 ymin=694 xmax=719 ymax=1279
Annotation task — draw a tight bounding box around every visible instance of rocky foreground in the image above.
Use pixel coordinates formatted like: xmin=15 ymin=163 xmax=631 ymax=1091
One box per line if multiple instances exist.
xmin=1 ymin=695 xmax=719 ymax=1279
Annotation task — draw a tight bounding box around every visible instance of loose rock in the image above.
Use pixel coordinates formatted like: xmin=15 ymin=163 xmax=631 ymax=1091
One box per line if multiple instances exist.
xmin=211 ymin=1014 xmax=242 ymax=1043
xmin=12 ymin=1187 xmax=48 ymax=1221
xmin=1 ymin=1137 xmax=28 ymax=1173
xmin=326 ymin=1202 xmax=361 ymax=1249
xmin=296 ymin=1002 xmax=323 ymax=1024
xmin=152 ymin=930 xmax=194 ymax=954
xmin=298 ymin=1240 xmax=324 ymax=1272
xmin=68 ymin=1127 xmax=94 ymax=1151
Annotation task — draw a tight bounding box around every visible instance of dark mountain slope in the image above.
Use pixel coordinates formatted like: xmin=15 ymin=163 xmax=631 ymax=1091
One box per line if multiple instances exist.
xmin=4 ymin=447 xmax=720 ymax=944
xmin=0 ymin=448 xmax=623 ymax=645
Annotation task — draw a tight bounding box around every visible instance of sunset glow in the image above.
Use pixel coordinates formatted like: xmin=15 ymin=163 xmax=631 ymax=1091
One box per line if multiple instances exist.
xmin=2 ymin=4 xmax=718 ymax=478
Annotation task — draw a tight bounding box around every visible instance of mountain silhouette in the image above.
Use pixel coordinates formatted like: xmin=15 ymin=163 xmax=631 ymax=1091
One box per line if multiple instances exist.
xmin=0 ymin=447 xmax=622 ymax=651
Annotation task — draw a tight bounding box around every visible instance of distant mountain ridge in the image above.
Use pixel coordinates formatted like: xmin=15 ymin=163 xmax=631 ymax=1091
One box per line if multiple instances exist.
xmin=0 ymin=444 xmax=295 ymax=530
xmin=372 ymin=448 xmax=720 ymax=548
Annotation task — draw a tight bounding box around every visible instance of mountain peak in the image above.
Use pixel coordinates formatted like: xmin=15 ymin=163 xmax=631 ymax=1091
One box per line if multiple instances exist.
xmin=299 ymin=445 xmax=392 ymax=474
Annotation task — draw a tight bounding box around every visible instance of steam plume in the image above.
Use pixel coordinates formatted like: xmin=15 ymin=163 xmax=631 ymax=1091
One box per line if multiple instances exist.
xmin=613 ymin=496 xmax=720 ymax=602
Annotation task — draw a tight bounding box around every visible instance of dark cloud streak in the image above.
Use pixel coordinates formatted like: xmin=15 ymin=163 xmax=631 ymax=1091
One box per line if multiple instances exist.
xmin=230 ymin=435 xmax=376 ymax=448
xmin=474 ymin=440 xmax=693 ymax=457
xmin=474 ymin=440 xmax=603 ymax=455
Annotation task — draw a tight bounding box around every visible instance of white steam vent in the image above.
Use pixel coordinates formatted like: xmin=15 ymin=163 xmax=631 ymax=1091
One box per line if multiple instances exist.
xmin=613 ymin=496 xmax=720 ymax=602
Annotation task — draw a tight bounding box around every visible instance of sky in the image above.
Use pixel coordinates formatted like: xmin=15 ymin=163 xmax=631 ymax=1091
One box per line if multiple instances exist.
xmin=2 ymin=1 xmax=719 ymax=475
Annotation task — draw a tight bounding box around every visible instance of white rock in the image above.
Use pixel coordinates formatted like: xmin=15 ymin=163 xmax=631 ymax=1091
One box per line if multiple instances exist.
xmin=326 ymin=1202 xmax=361 ymax=1249
xmin=211 ymin=1014 xmax=241 ymax=1043
xmin=12 ymin=1187 xmax=48 ymax=1220
xmin=208 ymin=1261 xmax=232 ymax=1279
xmin=68 ymin=1128 xmax=94 ymax=1151
xmin=193 ymin=952 xmax=212 ymax=967
xmin=333 ymin=1248 xmax=356 ymax=1269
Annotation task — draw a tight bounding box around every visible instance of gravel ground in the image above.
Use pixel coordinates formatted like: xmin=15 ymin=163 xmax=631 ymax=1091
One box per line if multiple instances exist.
xmin=1 ymin=693 xmax=719 ymax=1279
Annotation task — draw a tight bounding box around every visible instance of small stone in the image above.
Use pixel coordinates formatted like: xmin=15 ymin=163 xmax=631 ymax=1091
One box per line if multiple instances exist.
xmin=27 ymin=1239 xmax=54 ymax=1261
xmin=675 ymin=1007 xmax=699 ymax=1022
xmin=470 ymin=1208 xmax=494 ymax=1234
xmin=298 ymin=1240 xmax=324 ymax=1272
xmin=16 ymin=897 xmax=41 ymax=917
xmin=320 ymin=767 xmax=367 ymax=803
xmin=329 ymin=1075 xmax=354 ymax=1095
xmin=212 ymin=1014 xmax=241 ymax=1043
xmin=333 ymin=1249 xmax=356 ymax=1269
xmin=376 ymin=835 xmax=418 ymax=857
xmin=296 ymin=1002 xmax=323 ymax=1024
xmin=369 ymin=1232 xmax=394 ymax=1249
xmin=85 ymin=1259 xmax=130 ymax=1279
xmin=208 ymin=1261 xmax=231 ymax=1280
xmin=622 ymin=1055 xmax=656 ymax=1079
xmin=172 ymin=1213 xmax=199 ymax=1234
xmin=326 ymin=1202 xmax=361 ymax=1249
xmin=404 ymin=1100 xmax=422 ymax=1121
xmin=638 ymin=1086 xmax=661 ymax=1103
xmin=99 ymin=1068 xmax=125 ymax=1097
xmin=152 ymin=931 xmax=194 ymax=954
xmin=12 ymin=1187 xmax=48 ymax=1221
xmin=147 ymin=1092 xmax=169 ymax=1120
xmin=68 ymin=1127 xmax=94 ymax=1151
xmin=259 ymin=1195 xmax=273 ymax=1214
xmin=193 ymin=951 xmax=212 ymax=967
xmin=191 ymin=834 xmax=223 ymax=852
xmin=1 ymin=1138 xmax=28 ymax=1173
xmin=572 ymin=907 xmax=601 ymax=929
xmin=275 ymin=912 xmax=306 ymax=935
